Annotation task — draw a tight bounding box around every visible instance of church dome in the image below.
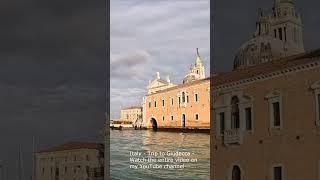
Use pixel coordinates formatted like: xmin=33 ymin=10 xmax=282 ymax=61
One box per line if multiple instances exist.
xmin=183 ymin=72 xmax=201 ymax=84
xmin=276 ymin=0 xmax=294 ymax=4
xmin=233 ymin=34 xmax=305 ymax=70
xmin=233 ymin=35 xmax=286 ymax=70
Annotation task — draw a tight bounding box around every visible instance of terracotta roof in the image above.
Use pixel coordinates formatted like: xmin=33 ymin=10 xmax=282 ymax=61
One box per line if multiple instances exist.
xmin=122 ymin=106 xmax=142 ymax=110
xmin=38 ymin=142 xmax=104 ymax=153
xmin=146 ymin=78 xmax=210 ymax=96
xmin=211 ymin=48 xmax=320 ymax=87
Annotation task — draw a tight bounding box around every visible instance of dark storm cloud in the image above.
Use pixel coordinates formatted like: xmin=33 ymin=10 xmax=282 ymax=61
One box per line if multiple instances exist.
xmin=0 ymin=0 xmax=106 ymax=178
xmin=110 ymin=50 xmax=151 ymax=79
xmin=111 ymin=50 xmax=150 ymax=68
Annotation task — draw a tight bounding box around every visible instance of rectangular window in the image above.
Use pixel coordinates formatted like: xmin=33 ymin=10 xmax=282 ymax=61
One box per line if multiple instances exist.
xmin=293 ymin=27 xmax=297 ymax=42
xmin=171 ymin=116 xmax=173 ymax=120
xmin=154 ymin=101 xmax=157 ymax=107
xmin=178 ymin=97 xmax=181 ymax=104
xmin=86 ymin=166 xmax=90 ymax=174
xmin=55 ymin=168 xmax=59 ymax=180
xmin=195 ymin=114 xmax=199 ymax=120
xmin=187 ymin=96 xmax=189 ymax=103
xmin=195 ymin=94 xmax=198 ymax=102
xmin=274 ymin=166 xmax=282 ymax=180
xmin=274 ymin=29 xmax=277 ymax=38
xmin=162 ymin=116 xmax=165 ymax=121
xmin=149 ymin=102 xmax=151 ymax=108
xmin=162 ymin=99 xmax=165 ymax=106
xmin=171 ymin=98 xmax=174 ymax=106
xmin=219 ymin=112 xmax=225 ymax=135
xmin=284 ymin=26 xmax=287 ymax=41
xmin=273 ymin=102 xmax=281 ymax=127
xmin=245 ymin=107 xmax=252 ymax=130
xmin=278 ymin=28 xmax=283 ymax=40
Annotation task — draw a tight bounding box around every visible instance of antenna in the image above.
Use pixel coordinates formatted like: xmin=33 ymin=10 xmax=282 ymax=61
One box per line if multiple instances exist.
xmin=18 ymin=144 xmax=25 ymax=180
xmin=32 ymin=137 xmax=36 ymax=180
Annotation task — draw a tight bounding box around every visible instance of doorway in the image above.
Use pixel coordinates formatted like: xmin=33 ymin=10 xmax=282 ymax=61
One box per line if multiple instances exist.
xmin=182 ymin=114 xmax=186 ymax=128
xmin=150 ymin=118 xmax=158 ymax=131
xmin=232 ymin=165 xmax=241 ymax=180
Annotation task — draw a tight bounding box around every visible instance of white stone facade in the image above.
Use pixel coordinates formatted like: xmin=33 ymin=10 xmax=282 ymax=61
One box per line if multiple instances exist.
xmin=36 ymin=143 xmax=104 ymax=180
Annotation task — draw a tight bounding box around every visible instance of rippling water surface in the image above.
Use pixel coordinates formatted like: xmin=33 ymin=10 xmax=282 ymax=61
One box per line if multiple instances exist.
xmin=110 ymin=130 xmax=210 ymax=180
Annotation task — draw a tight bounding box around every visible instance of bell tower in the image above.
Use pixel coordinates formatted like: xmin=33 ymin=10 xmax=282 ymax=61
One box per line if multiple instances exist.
xmin=183 ymin=48 xmax=205 ymax=84
xmin=191 ymin=48 xmax=205 ymax=78
xmin=270 ymin=0 xmax=304 ymax=53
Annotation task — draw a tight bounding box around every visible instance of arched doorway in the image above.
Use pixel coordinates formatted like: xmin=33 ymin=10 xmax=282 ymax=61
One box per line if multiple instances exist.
xmin=182 ymin=114 xmax=186 ymax=128
xmin=232 ymin=165 xmax=241 ymax=180
xmin=150 ymin=118 xmax=158 ymax=131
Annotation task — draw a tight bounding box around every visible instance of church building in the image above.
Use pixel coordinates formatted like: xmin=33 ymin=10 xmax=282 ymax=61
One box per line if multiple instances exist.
xmin=143 ymin=48 xmax=210 ymax=130
xmin=211 ymin=0 xmax=320 ymax=179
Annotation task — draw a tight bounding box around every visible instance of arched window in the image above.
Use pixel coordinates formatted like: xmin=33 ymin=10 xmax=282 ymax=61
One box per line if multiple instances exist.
xmin=232 ymin=165 xmax=241 ymax=180
xmin=182 ymin=92 xmax=186 ymax=103
xmin=231 ymin=96 xmax=240 ymax=129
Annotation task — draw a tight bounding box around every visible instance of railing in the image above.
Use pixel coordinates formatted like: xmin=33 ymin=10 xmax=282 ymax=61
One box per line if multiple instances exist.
xmin=223 ymin=129 xmax=243 ymax=145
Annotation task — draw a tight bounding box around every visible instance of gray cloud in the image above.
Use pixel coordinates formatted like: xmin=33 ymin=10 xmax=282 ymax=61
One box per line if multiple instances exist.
xmin=112 ymin=50 xmax=151 ymax=67
xmin=111 ymin=49 xmax=152 ymax=79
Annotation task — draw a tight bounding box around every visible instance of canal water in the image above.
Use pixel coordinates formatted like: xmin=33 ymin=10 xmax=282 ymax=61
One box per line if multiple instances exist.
xmin=110 ymin=130 xmax=210 ymax=180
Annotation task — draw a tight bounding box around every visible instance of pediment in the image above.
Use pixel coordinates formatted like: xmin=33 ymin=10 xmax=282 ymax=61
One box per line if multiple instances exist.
xmin=311 ymin=80 xmax=320 ymax=90
xmin=265 ymin=90 xmax=282 ymax=99
xmin=149 ymin=79 xmax=169 ymax=88
xmin=241 ymin=95 xmax=254 ymax=102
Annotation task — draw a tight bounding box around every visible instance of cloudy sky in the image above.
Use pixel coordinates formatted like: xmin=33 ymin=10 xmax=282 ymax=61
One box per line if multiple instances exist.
xmin=1 ymin=0 xmax=319 ymax=178
xmin=0 ymin=0 xmax=106 ymax=178
xmin=110 ymin=0 xmax=210 ymax=118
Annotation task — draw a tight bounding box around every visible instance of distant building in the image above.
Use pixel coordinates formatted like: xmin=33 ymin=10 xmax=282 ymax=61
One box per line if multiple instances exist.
xmin=111 ymin=106 xmax=143 ymax=128
xmin=120 ymin=106 xmax=142 ymax=125
xmin=143 ymin=49 xmax=210 ymax=130
xmin=211 ymin=1 xmax=320 ymax=179
xmin=36 ymin=142 xmax=104 ymax=180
